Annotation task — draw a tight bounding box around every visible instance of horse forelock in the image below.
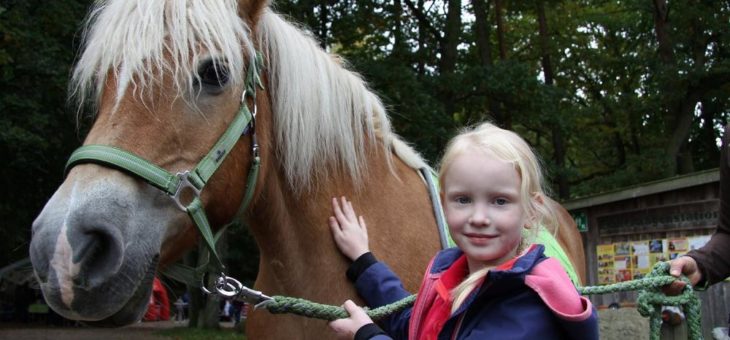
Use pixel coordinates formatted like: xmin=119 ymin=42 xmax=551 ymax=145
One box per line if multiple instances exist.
xmin=258 ymin=11 xmax=426 ymax=193
xmin=70 ymin=0 xmax=256 ymax=114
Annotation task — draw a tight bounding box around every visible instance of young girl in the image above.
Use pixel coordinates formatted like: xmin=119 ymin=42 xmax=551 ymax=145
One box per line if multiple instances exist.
xmin=328 ymin=122 xmax=598 ymax=340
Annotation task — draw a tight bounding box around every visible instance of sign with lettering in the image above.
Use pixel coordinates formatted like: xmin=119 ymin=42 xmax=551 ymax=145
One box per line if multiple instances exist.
xmin=596 ymin=201 xmax=719 ymax=235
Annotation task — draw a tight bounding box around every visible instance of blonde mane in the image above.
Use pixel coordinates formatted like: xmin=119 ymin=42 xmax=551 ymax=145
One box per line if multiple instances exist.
xmin=257 ymin=10 xmax=425 ymax=191
xmin=70 ymin=0 xmax=425 ymax=192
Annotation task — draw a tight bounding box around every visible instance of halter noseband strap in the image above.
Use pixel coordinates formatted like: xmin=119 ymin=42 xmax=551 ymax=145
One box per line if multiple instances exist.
xmin=64 ymin=52 xmax=265 ymax=273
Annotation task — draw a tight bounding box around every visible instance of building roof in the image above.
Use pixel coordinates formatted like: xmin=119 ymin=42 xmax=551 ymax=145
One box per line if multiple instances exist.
xmin=563 ymin=168 xmax=720 ymax=211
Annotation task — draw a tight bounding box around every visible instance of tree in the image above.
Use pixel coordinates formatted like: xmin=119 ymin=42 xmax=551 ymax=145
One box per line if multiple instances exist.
xmin=0 ymin=0 xmax=92 ymax=267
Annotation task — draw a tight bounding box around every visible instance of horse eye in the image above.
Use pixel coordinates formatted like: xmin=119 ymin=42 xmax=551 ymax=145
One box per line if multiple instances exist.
xmin=196 ymin=59 xmax=229 ymax=94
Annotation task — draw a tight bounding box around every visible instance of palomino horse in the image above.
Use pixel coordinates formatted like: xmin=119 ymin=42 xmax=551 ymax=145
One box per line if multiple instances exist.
xmin=29 ymin=1 xmax=585 ymax=339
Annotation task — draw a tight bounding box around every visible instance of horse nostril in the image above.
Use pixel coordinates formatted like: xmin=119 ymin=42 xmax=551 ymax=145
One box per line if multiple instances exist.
xmin=71 ymin=228 xmax=123 ymax=288
xmin=29 ymin=225 xmax=53 ymax=284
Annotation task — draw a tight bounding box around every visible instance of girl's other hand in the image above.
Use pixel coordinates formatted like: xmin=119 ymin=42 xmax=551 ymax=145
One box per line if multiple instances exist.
xmin=328 ymin=300 xmax=374 ymax=339
xmin=329 ymin=196 xmax=369 ymax=261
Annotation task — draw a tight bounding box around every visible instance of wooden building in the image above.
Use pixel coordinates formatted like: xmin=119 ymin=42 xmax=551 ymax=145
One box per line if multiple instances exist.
xmin=564 ymin=168 xmax=729 ymax=337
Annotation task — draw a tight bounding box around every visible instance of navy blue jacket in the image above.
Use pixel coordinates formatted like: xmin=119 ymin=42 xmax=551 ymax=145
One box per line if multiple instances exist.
xmin=348 ymin=245 xmax=599 ymax=340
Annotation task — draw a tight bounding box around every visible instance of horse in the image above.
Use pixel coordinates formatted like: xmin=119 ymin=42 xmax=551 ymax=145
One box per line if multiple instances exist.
xmin=28 ymin=1 xmax=585 ymax=339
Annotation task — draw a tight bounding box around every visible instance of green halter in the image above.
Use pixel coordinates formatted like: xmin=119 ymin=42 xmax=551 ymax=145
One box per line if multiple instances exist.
xmin=65 ymin=53 xmax=265 ymax=274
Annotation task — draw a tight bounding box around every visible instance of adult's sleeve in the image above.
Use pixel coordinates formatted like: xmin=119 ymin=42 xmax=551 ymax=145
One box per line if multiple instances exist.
xmin=687 ymin=124 xmax=730 ymax=285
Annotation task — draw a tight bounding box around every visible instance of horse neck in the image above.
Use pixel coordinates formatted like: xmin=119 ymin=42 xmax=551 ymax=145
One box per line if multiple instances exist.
xmin=246 ymin=152 xmax=377 ymax=296
xmin=247 ymin=142 xmax=440 ymax=298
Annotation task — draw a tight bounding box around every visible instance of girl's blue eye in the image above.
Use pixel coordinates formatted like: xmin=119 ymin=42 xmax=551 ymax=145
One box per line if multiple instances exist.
xmin=456 ymin=196 xmax=471 ymax=204
xmin=495 ymin=198 xmax=507 ymax=205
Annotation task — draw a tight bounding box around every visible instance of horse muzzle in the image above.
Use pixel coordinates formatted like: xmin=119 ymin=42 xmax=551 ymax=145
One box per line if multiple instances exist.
xmin=29 ymin=170 xmax=169 ymax=325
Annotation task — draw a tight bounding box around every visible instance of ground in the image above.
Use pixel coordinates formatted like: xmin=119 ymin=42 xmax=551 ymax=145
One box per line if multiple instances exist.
xmin=0 ymin=309 xmax=693 ymax=340
xmin=600 ymin=308 xmax=650 ymax=340
xmin=0 ymin=320 xmax=237 ymax=340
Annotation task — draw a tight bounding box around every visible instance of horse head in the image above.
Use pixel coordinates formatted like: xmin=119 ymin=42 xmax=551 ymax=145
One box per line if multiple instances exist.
xmin=29 ymin=0 xmax=271 ymax=326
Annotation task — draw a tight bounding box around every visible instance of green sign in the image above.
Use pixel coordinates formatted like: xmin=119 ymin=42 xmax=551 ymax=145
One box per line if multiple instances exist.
xmin=572 ymin=211 xmax=588 ymax=232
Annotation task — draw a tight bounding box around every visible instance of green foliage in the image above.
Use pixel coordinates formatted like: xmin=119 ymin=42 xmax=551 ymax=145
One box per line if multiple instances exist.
xmin=0 ymin=0 xmax=91 ymax=266
xmin=223 ymin=223 xmax=260 ymax=288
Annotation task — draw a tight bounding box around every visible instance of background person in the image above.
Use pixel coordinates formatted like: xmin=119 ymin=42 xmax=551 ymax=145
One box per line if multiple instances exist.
xmin=666 ymin=125 xmax=730 ymax=294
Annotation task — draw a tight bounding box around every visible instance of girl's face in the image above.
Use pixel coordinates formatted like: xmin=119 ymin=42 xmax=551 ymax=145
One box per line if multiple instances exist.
xmin=442 ymin=151 xmax=528 ymax=273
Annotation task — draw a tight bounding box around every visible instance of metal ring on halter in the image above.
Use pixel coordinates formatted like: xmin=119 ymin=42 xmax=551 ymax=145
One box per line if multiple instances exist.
xmin=171 ymin=171 xmax=202 ymax=211
xmin=241 ymin=89 xmax=258 ymax=118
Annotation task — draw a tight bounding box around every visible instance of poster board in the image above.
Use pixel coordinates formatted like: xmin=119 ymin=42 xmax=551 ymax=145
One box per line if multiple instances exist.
xmin=594 ymin=235 xmax=712 ymax=285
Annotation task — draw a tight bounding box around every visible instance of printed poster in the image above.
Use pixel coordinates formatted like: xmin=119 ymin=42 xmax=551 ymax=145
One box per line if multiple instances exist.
xmin=596 ymin=244 xmax=615 ymax=284
xmin=615 ymin=242 xmax=631 ymax=256
xmin=650 ymin=252 xmax=668 ymax=264
xmin=633 ymin=267 xmax=651 ymax=280
xmin=668 ymin=238 xmax=688 ymax=260
xmin=688 ymin=235 xmax=711 ymax=251
xmin=615 ymin=269 xmax=632 ymax=282
xmin=648 ymin=239 xmax=668 ymax=267
xmin=594 ymin=236 xmax=716 ymax=284
xmin=614 ymin=254 xmax=632 ymax=281
xmin=649 ymin=239 xmax=664 ymax=253
xmin=668 ymin=238 xmax=688 ymax=252
xmin=614 ymin=255 xmax=630 ymax=270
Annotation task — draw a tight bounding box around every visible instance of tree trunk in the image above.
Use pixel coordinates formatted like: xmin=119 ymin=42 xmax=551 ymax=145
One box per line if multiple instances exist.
xmin=187 ymin=234 xmax=230 ymax=329
xmin=185 ymin=251 xmax=201 ymax=328
xmin=537 ymin=0 xmax=553 ymax=85
xmin=652 ymin=0 xmax=674 ymax=64
xmin=472 ymin=0 xmax=509 ymax=128
xmin=651 ymin=0 xmax=689 ymax=175
xmin=417 ymin=0 xmax=426 ymax=75
xmin=494 ymin=0 xmax=507 ymax=60
xmin=536 ymin=0 xmax=569 ymax=198
xmin=439 ymin=0 xmax=462 ymax=117
xmin=472 ymin=0 xmax=493 ymax=67
xmin=669 ymin=90 xmax=702 ymax=174
xmin=393 ymin=0 xmax=405 ymax=57
xmin=186 ymin=247 xmax=219 ymax=329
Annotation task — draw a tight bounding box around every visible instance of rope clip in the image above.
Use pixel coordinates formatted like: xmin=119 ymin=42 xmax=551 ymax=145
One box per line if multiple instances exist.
xmin=201 ymin=273 xmax=273 ymax=308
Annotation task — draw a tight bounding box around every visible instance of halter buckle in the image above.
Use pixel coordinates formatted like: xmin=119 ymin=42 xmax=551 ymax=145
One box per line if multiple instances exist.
xmin=171 ymin=171 xmax=201 ymax=211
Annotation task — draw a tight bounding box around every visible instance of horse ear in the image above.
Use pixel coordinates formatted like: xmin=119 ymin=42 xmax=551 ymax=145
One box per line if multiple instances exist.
xmin=239 ymin=0 xmax=270 ymax=26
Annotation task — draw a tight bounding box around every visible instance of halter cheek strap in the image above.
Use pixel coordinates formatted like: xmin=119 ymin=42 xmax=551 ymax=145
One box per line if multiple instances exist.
xmin=64 ymin=52 xmax=265 ymax=273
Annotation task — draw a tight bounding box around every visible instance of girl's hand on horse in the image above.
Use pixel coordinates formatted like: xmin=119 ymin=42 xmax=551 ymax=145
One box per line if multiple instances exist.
xmin=329 ymin=196 xmax=370 ymax=261
xmin=328 ymin=300 xmax=374 ymax=339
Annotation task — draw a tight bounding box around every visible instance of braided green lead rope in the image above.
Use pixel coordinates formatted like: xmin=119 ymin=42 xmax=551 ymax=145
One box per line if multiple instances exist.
xmin=578 ymin=262 xmax=702 ymax=340
xmin=266 ymin=294 xmax=416 ymax=321
xmin=263 ymin=262 xmax=703 ymax=339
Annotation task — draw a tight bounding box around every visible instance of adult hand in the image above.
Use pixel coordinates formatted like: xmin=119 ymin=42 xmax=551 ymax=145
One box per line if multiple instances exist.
xmin=663 ymin=256 xmax=703 ymax=295
xmin=329 ymin=196 xmax=370 ymax=261
xmin=329 ymin=300 xmax=374 ymax=339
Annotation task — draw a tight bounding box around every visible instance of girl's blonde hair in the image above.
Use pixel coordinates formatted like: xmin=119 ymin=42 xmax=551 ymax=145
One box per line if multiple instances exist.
xmin=438 ymin=122 xmax=559 ymax=314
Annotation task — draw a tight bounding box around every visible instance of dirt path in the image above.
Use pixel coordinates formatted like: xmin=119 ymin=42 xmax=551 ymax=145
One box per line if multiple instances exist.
xmin=0 ymin=320 xmax=219 ymax=340
xmin=1 ymin=310 xmax=683 ymax=340
xmin=599 ymin=308 xmax=650 ymax=340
